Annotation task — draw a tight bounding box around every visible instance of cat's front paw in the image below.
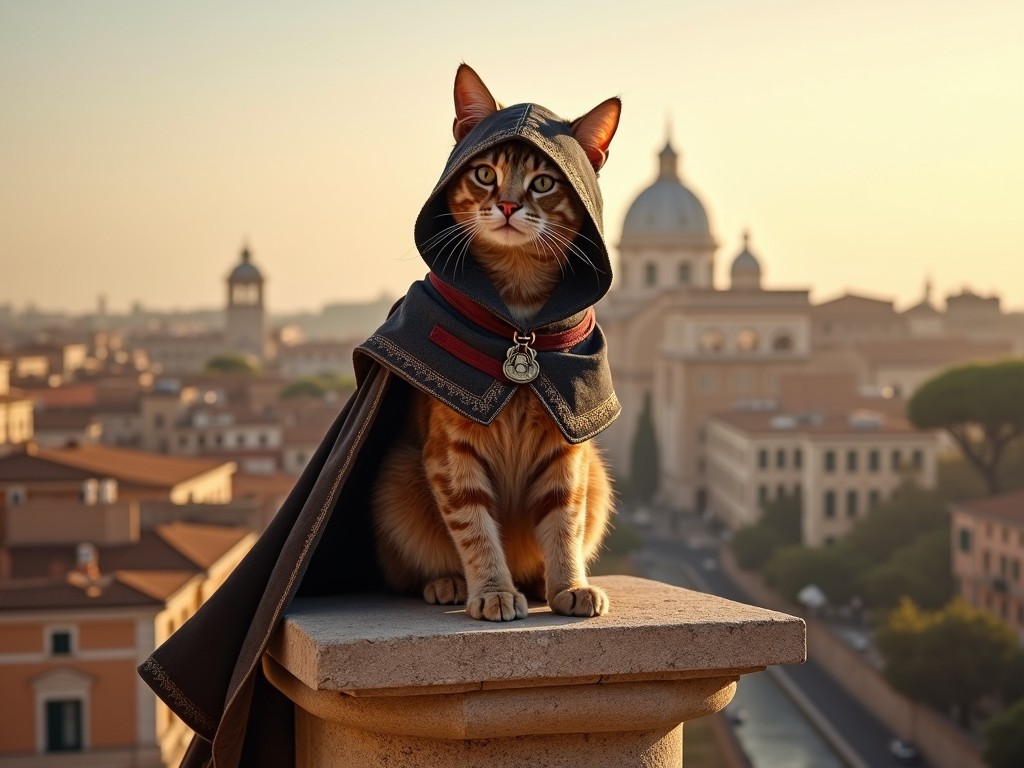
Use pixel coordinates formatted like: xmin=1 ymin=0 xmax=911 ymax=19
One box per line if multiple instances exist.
xmin=467 ymin=590 xmax=528 ymax=621
xmin=423 ymin=576 xmax=467 ymax=605
xmin=550 ymin=586 xmax=609 ymax=617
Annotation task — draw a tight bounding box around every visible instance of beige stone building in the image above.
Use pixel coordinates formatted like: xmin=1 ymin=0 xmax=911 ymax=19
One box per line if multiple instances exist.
xmin=600 ymin=139 xmax=1021 ymax=517
xmin=599 ymin=139 xmax=812 ymax=511
xmin=950 ymin=491 xmax=1024 ymax=642
xmin=0 ymin=499 xmax=255 ymax=767
xmin=707 ymin=391 xmax=938 ymax=546
xmin=0 ymin=361 xmax=34 ymax=455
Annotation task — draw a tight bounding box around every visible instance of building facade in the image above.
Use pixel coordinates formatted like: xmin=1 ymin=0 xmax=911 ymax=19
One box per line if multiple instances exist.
xmin=950 ymin=491 xmax=1024 ymax=642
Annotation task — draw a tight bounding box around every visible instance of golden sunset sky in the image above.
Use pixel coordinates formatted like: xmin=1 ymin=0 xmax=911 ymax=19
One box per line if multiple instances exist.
xmin=1 ymin=0 xmax=1021 ymax=314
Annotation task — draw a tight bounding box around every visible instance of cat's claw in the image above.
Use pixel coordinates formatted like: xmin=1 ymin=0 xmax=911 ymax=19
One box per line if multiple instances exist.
xmin=467 ymin=590 xmax=528 ymax=621
xmin=550 ymin=586 xmax=609 ymax=617
xmin=423 ymin=576 xmax=468 ymax=605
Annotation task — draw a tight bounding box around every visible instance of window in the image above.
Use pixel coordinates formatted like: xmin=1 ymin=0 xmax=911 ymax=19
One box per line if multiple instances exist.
xmin=153 ymin=414 xmax=165 ymax=429
xmin=699 ymin=329 xmax=725 ymax=353
xmin=824 ymin=451 xmax=836 ymax=472
xmin=847 ymin=490 xmax=858 ymax=518
xmin=868 ymin=489 xmax=881 ymax=509
xmin=777 ymin=484 xmax=786 ymax=499
xmin=697 ymin=372 xmax=718 ymax=393
xmin=49 ymin=631 xmax=73 ymax=656
xmin=794 ymin=448 xmax=803 ymax=469
xmin=678 ymin=262 xmax=691 ymax=285
xmin=772 ymin=333 xmax=793 ymax=352
xmin=644 ymin=262 xmax=657 ymax=287
xmin=847 ymin=451 xmax=858 ymax=472
xmin=758 ymin=485 xmax=769 ymax=505
xmin=758 ymin=449 xmax=768 ymax=469
xmin=983 ymin=550 xmax=991 ymax=573
xmin=824 ymin=490 xmax=836 ymax=518
xmin=736 ymin=328 xmax=759 ymax=352
xmin=891 ymin=449 xmax=902 ymax=471
xmin=45 ymin=700 xmax=83 ymax=752
xmin=868 ymin=450 xmax=880 ymax=472
xmin=776 ymin=449 xmax=786 ymax=469
xmin=258 ymin=433 xmax=268 ymax=447
xmin=912 ymin=449 xmax=924 ymax=470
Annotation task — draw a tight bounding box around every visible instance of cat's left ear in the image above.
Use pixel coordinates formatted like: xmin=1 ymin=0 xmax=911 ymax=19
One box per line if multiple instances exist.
xmin=571 ymin=98 xmax=621 ymax=172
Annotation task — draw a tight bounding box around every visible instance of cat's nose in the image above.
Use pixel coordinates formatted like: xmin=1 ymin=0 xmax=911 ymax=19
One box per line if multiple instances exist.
xmin=497 ymin=201 xmax=521 ymax=219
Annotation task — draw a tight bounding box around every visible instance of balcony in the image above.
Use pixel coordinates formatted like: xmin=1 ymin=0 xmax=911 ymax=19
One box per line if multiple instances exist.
xmin=265 ymin=575 xmax=805 ymax=767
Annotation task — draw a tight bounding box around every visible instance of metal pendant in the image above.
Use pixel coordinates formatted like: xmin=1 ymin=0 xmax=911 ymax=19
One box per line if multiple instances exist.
xmin=503 ymin=331 xmax=539 ymax=384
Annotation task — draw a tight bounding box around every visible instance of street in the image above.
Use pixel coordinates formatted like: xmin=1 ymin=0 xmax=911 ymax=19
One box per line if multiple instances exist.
xmin=634 ymin=520 xmax=924 ymax=768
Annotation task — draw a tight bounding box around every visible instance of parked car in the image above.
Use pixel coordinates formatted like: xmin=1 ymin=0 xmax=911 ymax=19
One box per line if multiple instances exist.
xmin=888 ymin=738 xmax=921 ymax=765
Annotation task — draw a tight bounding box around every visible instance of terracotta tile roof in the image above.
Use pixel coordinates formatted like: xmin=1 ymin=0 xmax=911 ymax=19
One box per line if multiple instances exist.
xmin=0 ymin=443 xmax=232 ymax=487
xmin=952 ymin=490 xmax=1024 ymax=525
xmin=814 ymin=292 xmax=896 ymax=312
xmin=114 ymin=570 xmax=197 ymax=601
xmin=854 ymin=337 xmax=1012 ymax=365
xmin=2 ymin=522 xmax=252 ymax=611
xmin=0 ymin=577 xmax=160 ymax=611
xmin=712 ymin=409 xmax=925 ymax=436
xmin=153 ymin=521 xmax=252 ymax=569
xmin=33 ymin=409 xmax=99 ymax=431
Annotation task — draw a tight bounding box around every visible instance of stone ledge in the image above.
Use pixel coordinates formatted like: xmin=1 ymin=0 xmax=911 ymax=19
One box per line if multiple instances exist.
xmin=267 ymin=574 xmax=806 ymax=695
xmin=266 ymin=575 xmax=806 ymax=768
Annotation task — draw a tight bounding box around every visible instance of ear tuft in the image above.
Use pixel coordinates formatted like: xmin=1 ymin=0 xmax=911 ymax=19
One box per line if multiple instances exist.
xmin=453 ymin=64 xmax=499 ymax=142
xmin=571 ymin=97 xmax=621 ymax=172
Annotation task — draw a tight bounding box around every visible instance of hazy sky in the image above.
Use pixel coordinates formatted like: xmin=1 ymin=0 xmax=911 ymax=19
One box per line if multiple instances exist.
xmin=2 ymin=1 xmax=1022 ymax=314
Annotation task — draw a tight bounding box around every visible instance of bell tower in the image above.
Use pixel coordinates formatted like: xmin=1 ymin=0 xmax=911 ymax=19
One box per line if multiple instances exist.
xmin=224 ymin=243 xmax=268 ymax=361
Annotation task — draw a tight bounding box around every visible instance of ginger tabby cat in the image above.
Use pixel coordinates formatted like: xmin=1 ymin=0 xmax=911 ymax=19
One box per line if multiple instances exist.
xmin=372 ymin=65 xmax=620 ymax=621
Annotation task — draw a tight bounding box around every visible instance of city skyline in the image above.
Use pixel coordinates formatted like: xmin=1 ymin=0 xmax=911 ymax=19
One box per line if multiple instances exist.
xmin=2 ymin=1 xmax=1022 ymax=314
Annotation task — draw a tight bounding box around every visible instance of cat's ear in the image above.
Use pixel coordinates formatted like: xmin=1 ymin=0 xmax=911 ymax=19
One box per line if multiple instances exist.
xmin=571 ymin=98 xmax=621 ymax=172
xmin=453 ymin=64 xmax=499 ymax=142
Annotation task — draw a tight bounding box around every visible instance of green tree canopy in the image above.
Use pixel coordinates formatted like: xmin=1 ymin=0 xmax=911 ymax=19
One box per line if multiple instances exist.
xmin=732 ymin=493 xmax=802 ymax=570
xmin=908 ymin=359 xmax=1024 ymax=494
xmin=858 ymin=529 xmax=951 ymax=610
xmin=205 ymin=353 xmax=259 ymax=376
xmin=876 ymin=599 xmax=1019 ymax=727
xmin=629 ymin=392 xmax=659 ymax=505
xmin=984 ymin=698 xmax=1024 ymax=768
xmin=279 ymin=373 xmax=355 ymax=400
xmin=763 ymin=544 xmax=867 ymax=605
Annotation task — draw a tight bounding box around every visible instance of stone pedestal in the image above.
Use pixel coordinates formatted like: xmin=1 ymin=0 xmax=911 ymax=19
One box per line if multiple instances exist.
xmin=265 ymin=575 xmax=805 ymax=768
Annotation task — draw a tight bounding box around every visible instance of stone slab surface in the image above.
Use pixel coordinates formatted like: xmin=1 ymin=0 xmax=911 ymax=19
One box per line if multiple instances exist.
xmin=268 ymin=575 xmax=805 ymax=693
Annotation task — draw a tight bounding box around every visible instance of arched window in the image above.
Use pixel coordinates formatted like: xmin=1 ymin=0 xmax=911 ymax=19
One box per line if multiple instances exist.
xmin=736 ymin=328 xmax=760 ymax=352
xmin=644 ymin=262 xmax=657 ymax=287
xmin=772 ymin=332 xmax=793 ymax=351
xmin=678 ymin=262 xmax=691 ymax=285
xmin=699 ymin=328 xmax=725 ymax=352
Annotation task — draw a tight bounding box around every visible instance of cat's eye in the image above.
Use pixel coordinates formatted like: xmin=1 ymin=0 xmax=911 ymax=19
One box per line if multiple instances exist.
xmin=474 ymin=166 xmax=496 ymax=185
xmin=531 ymin=175 xmax=555 ymax=193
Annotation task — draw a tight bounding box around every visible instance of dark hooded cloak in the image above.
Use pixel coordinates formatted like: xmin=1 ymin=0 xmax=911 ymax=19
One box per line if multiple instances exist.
xmin=138 ymin=101 xmax=619 ymax=767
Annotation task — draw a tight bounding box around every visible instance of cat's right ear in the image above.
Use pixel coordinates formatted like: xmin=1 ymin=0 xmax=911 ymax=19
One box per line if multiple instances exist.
xmin=453 ymin=64 xmax=499 ymax=142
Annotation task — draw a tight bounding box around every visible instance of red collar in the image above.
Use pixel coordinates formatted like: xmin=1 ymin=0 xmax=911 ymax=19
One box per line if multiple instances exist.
xmin=427 ymin=272 xmax=594 ymax=351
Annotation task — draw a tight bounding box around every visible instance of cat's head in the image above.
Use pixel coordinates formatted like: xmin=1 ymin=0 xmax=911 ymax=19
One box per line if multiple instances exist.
xmin=415 ymin=65 xmax=621 ymax=325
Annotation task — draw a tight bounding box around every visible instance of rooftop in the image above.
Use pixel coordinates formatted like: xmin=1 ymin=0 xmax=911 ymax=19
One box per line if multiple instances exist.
xmin=951 ymin=490 xmax=1024 ymax=525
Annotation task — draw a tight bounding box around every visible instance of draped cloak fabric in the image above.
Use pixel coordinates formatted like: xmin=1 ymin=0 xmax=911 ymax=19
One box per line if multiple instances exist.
xmin=137 ymin=101 xmax=620 ymax=767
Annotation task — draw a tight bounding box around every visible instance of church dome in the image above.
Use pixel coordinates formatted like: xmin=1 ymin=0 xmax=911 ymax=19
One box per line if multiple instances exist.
xmin=620 ymin=142 xmax=712 ymax=244
xmin=228 ymin=245 xmax=263 ymax=283
xmin=730 ymin=231 xmax=762 ymax=290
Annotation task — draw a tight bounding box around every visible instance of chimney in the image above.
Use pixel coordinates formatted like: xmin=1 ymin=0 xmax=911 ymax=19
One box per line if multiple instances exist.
xmin=99 ymin=478 xmax=118 ymax=505
xmin=81 ymin=479 xmax=99 ymax=506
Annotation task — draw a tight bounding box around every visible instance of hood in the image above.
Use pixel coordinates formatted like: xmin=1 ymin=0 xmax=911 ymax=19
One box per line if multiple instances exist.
xmin=413 ymin=102 xmax=612 ymax=330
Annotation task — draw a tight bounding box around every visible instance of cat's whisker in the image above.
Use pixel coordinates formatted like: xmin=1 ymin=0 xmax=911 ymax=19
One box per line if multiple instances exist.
xmin=543 ymin=229 xmax=604 ymax=277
